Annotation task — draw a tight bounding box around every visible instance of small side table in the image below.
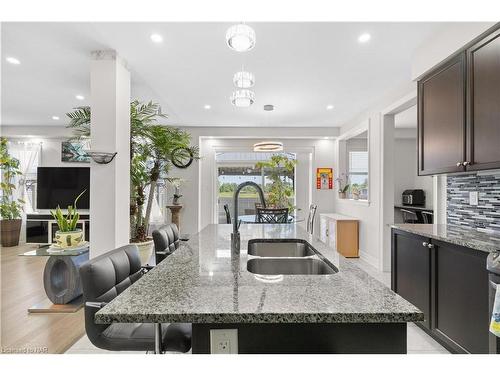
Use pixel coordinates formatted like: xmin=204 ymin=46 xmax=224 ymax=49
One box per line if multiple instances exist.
xmin=166 ymin=205 xmax=183 ymax=231
xmin=19 ymin=246 xmax=89 ymax=313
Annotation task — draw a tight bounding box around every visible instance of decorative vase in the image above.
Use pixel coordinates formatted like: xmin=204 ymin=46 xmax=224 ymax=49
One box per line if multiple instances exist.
xmin=0 ymin=219 xmax=22 ymax=247
xmin=339 ymin=192 xmax=347 ymax=199
xmin=54 ymin=229 xmax=84 ymax=248
xmin=134 ymin=239 xmax=154 ymax=265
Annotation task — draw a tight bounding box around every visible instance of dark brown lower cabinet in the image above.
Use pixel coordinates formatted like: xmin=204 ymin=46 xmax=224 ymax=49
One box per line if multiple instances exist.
xmin=391 ymin=229 xmax=490 ymax=354
xmin=432 ymin=239 xmax=489 ymax=354
xmin=392 ymin=230 xmax=431 ymax=329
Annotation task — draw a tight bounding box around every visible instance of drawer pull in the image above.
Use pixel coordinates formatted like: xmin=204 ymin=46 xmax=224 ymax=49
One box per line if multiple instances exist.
xmin=422 ymin=242 xmax=428 ymax=247
xmin=427 ymin=243 xmax=434 ymax=249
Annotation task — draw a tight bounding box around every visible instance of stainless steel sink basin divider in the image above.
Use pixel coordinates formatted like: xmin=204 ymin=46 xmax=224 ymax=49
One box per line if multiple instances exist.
xmin=246 ymin=239 xmax=338 ymax=275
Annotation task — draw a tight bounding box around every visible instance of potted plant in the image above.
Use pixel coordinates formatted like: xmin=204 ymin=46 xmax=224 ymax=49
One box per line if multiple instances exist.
xmin=336 ymin=174 xmax=349 ymax=199
xmin=168 ymin=178 xmax=185 ymax=205
xmin=67 ymin=101 xmax=199 ymax=264
xmin=351 ymin=185 xmax=360 ymax=200
xmin=50 ymin=190 xmax=86 ymax=248
xmin=0 ymin=137 xmax=24 ymax=247
xmin=255 ymin=154 xmax=297 ymax=212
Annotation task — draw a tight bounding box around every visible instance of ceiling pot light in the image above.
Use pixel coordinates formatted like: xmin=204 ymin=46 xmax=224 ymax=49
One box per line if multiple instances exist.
xmin=253 ymin=141 xmax=284 ymax=152
xmin=204 ymin=104 xmax=211 ymax=110
xmin=326 ymin=104 xmax=334 ymax=110
xmin=75 ymin=95 xmax=85 ymax=100
xmin=6 ymin=57 xmax=20 ymax=65
xmin=263 ymin=104 xmax=274 ymax=111
xmin=150 ymin=33 xmax=163 ymax=43
xmin=358 ymin=33 xmax=371 ymax=43
xmin=230 ymin=89 xmax=255 ymax=107
xmin=226 ymin=24 xmax=256 ymax=52
xmin=233 ymin=71 xmax=255 ymax=88
xmin=52 ymin=116 xmax=60 ymax=120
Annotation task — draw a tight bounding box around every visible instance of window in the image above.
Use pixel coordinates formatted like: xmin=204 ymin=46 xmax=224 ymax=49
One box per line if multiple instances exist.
xmin=216 ymin=152 xmax=296 ymax=223
xmin=339 ymin=129 xmax=369 ymax=201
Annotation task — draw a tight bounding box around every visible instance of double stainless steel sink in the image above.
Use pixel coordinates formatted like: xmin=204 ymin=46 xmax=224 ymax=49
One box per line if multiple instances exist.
xmin=246 ymin=239 xmax=337 ymax=276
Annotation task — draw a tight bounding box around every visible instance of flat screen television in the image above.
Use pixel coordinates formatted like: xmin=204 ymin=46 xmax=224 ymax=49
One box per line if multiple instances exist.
xmin=36 ymin=167 xmax=90 ymax=209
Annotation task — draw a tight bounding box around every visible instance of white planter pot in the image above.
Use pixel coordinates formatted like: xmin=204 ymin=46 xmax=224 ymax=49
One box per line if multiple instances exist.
xmin=55 ymin=229 xmax=84 ymax=248
xmin=133 ymin=239 xmax=154 ymax=265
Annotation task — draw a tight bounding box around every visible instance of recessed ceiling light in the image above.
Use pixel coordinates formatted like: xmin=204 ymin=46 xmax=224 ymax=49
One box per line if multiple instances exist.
xmin=150 ymin=33 xmax=163 ymax=43
xmin=358 ymin=33 xmax=371 ymax=43
xmin=204 ymin=104 xmax=211 ymax=110
xmin=6 ymin=57 xmax=21 ymax=65
xmin=326 ymin=104 xmax=334 ymax=110
xmin=52 ymin=116 xmax=60 ymax=120
xmin=75 ymin=95 xmax=85 ymax=100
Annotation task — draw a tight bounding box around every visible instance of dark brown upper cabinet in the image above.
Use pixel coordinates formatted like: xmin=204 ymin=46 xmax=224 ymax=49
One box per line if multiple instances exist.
xmin=418 ymin=25 xmax=500 ymax=176
xmin=418 ymin=53 xmax=466 ymax=176
xmin=466 ymin=28 xmax=500 ymax=171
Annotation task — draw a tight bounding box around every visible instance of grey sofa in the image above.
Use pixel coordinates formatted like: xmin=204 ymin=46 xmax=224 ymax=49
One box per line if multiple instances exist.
xmin=79 ymin=244 xmax=191 ymax=352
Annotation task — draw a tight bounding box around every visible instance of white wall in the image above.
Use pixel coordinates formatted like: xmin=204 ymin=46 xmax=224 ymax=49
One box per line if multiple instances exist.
xmin=333 ymin=118 xmax=382 ymax=268
xmin=393 ymin=137 xmax=433 ymax=206
xmin=172 ymin=127 xmax=339 ymax=235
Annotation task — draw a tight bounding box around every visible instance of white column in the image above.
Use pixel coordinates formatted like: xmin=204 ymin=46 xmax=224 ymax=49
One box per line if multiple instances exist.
xmin=89 ymin=50 xmax=130 ymax=257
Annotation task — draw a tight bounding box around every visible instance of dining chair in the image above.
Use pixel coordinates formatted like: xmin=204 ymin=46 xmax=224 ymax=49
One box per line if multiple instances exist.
xmin=422 ymin=211 xmax=434 ymax=224
xmin=223 ymin=204 xmax=231 ymax=224
xmin=400 ymin=209 xmax=419 ymax=224
xmin=306 ymin=204 xmax=318 ymax=235
xmin=256 ymin=207 xmax=289 ymax=224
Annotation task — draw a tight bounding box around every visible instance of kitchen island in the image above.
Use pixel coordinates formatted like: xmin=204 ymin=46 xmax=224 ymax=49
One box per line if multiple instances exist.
xmin=96 ymin=224 xmax=422 ymax=354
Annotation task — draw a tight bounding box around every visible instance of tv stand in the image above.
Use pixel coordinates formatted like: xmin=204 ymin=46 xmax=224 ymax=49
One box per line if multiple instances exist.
xmin=26 ymin=214 xmax=90 ymax=245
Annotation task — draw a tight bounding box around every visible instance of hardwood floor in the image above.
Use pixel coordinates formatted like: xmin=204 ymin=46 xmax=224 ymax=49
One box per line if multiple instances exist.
xmin=1 ymin=243 xmax=84 ymax=354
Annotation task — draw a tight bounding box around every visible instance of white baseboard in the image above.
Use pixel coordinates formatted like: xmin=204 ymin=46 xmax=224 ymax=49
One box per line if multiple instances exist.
xmin=358 ymin=249 xmax=379 ymax=269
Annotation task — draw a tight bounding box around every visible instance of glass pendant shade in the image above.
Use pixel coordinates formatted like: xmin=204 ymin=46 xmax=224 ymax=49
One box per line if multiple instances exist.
xmin=226 ymin=24 xmax=256 ymax=52
xmin=233 ymin=71 xmax=255 ymax=88
xmin=230 ymin=89 xmax=255 ymax=107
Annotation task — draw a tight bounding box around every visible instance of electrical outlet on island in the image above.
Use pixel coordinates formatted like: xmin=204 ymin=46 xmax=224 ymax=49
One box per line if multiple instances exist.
xmin=210 ymin=329 xmax=238 ymax=354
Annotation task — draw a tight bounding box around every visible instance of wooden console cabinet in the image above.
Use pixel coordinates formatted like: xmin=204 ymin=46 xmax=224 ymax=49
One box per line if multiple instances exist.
xmin=320 ymin=214 xmax=359 ymax=258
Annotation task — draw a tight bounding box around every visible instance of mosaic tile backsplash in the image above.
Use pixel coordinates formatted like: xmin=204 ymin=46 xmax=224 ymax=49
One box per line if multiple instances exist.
xmin=447 ymin=171 xmax=500 ymax=233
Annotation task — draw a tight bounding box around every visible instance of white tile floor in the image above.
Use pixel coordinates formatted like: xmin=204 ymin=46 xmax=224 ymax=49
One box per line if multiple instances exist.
xmin=350 ymin=258 xmax=449 ymax=354
xmin=66 ymin=258 xmax=449 ymax=354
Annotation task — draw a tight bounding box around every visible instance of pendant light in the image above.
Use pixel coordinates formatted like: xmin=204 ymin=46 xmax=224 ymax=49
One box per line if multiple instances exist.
xmin=226 ymin=23 xmax=256 ymax=52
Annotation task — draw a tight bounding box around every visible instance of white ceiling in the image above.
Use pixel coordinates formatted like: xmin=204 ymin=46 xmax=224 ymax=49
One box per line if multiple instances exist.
xmin=2 ymin=22 xmax=443 ymax=128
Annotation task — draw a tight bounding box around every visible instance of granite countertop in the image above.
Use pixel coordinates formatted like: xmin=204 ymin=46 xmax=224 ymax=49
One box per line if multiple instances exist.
xmin=96 ymin=224 xmax=422 ymax=324
xmin=391 ymin=224 xmax=500 ymax=253
xmin=320 ymin=213 xmax=359 ymax=221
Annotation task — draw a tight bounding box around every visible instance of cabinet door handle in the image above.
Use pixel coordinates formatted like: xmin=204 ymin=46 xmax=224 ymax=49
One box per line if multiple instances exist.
xmin=427 ymin=243 xmax=434 ymax=249
xmin=456 ymin=162 xmax=463 ymax=167
xmin=422 ymin=242 xmax=428 ymax=247
xmin=463 ymin=161 xmax=471 ymax=166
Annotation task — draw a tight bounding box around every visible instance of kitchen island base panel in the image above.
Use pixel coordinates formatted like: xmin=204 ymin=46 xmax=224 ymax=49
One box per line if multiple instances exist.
xmin=192 ymin=323 xmax=407 ymax=354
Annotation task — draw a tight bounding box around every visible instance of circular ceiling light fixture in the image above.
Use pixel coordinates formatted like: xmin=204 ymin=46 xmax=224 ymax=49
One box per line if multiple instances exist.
xmin=230 ymin=89 xmax=255 ymax=107
xmin=76 ymin=94 xmax=85 ymax=100
xmin=358 ymin=33 xmax=371 ymax=43
xmin=233 ymin=70 xmax=255 ymax=88
xmin=326 ymin=104 xmax=334 ymax=110
xmin=6 ymin=57 xmax=21 ymax=65
xmin=226 ymin=24 xmax=256 ymax=52
xmin=52 ymin=116 xmax=60 ymax=120
xmin=150 ymin=33 xmax=163 ymax=43
xmin=253 ymin=141 xmax=284 ymax=152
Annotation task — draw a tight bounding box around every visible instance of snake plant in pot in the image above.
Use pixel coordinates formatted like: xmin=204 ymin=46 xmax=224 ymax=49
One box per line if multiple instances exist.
xmin=0 ymin=137 xmax=24 ymax=247
xmin=50 ymin=190 xmax=86 ymax=248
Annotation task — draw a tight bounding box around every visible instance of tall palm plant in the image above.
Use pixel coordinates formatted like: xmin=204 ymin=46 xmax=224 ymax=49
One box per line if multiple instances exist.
xmin=66 ymin=100 xmax=198 ymax=242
